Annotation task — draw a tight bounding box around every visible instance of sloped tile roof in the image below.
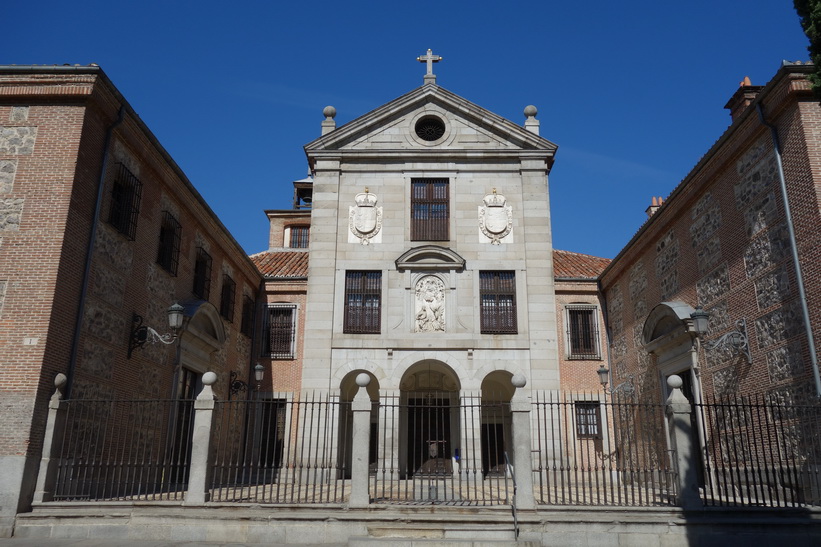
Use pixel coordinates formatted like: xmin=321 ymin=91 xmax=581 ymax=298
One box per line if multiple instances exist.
xmin=250 ymin=250 xmax=309 ymax=278
xmin=553 ymin=249 xmax=611 ymax=279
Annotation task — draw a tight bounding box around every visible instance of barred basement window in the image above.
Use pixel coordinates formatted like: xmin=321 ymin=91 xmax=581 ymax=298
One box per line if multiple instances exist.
xmin=566 ymin=304 xmax=601 ymax=359
xmin=575 ymin=401 xmax=601 ymax=439
xmin=289 ymin=226 xmax=309 ymax=248
xmin=344 ymin=271 xmax=381 ymax=334
xmin=263 ymin=304 xmax=296 ymax=359
xmin=220 ymin=274 xmax=236 ymax=321
xmin=411 ymin=179 xmax=449 ymax=241
xmin=108 ymin=163 xmax=142 ymax=240
xmin=156 ymin=211 xmax=181 ymax=275
xmin=479 ymin=271 xmax=517 ymax=334
xmin=192 ymin=247 xmax=212 ymax=300
xmin=240 ymin=295 xmax=255 ymax=337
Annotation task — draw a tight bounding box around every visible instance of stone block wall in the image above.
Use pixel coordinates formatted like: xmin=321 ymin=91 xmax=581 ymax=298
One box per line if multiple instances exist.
xmin=599 ymin=67 xmax=821 ymax=403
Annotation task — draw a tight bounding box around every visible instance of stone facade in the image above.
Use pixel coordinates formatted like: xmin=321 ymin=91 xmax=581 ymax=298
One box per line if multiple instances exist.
xmin=0 ymin=66 xmax=261 ymax=536
xmin=600 ymin=64 xmax=821 ymax=409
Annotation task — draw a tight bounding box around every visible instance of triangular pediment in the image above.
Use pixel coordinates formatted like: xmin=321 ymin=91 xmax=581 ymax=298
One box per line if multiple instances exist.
xmin=304 ymin=84 xmax=557 ymax=161
xmin=395 ymin=245 xmax=466 ymax=271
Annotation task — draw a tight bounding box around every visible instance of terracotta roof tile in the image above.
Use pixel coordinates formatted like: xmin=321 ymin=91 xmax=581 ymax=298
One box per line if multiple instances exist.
xmin=553 ymin=249 xmax=611 ymax=279
xmin=250 ymin=250 xmax=309 ymax=278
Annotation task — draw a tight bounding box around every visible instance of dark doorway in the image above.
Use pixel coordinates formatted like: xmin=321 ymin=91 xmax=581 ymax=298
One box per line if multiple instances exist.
xmin=407 ymin=396 xmax=452 ymax=477
xmin=481 ymin=423 xmax=505 ymax=477
xmin=257 ymin=399 xmax=286 ymax=472
xmin=168 ymin=368 xmax=198 ymax=488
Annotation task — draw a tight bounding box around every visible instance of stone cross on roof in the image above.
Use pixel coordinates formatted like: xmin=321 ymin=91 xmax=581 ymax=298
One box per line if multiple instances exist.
xmin=417 ymin=48 xmax=442 ymax=85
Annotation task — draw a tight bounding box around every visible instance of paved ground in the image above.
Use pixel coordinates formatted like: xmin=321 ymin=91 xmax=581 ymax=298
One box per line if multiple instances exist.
xmin=0 ymin=541 xmax=345 ymax=546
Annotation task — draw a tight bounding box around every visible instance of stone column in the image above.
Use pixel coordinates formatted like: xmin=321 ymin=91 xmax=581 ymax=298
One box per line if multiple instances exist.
xmin=510 ymin=375 xmax=535 ymax=510
xmin=33 ymin=374 xmax=68 ymax=503
xmin=349 ymin=373 xmax=372 ymax=508
xmin=665 ymin=375 xmax=702 ymax=509
xmin=184 ymin=371 xmax=216 ymax=505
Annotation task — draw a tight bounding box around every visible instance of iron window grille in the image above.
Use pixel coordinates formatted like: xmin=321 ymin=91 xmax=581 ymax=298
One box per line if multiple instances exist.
xmin=156 ymin=211 xmax=181 ymax=275
xmin=108 ymin=162 xmax=142 ymax=240
xmin=344 ymin=271 xmax=382 ymax=334
xmin=192 ymin=247 xmax=212 ymax=300
xmin=566 ymin=305 xmax=601 ymax=359
xmin=263 ymin=304 xmax=296 ymax=359
xmin=288 ymin=226 xmax=310 ymax=248
xmin=411 ymin=178 xmax=449 ymax=241
xmin=220 ymin=274 xmax=236 ymax=322
xmin=575 ymin=401 xmax=602 ymax=439
xmin=479 ymin=271 xmax=517 ymax=334
xmin=240 ymin=295 xmax=255 ymax=337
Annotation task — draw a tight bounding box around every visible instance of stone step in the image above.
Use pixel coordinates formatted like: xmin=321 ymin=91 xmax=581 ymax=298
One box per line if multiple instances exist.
xmin=348 ymin=523 xmax=536 ymax=547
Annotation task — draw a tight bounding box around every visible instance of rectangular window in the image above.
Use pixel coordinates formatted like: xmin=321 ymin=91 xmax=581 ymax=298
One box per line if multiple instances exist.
xmin=289 ymin=226 xmax=310 ymax=248
xmin=220 ymin=274 xmax=236 ymax=321
xmin=263 ymin=304 xmax=296 ymax=359
xmin=241 ymin=295 xmax=255 ymax=337
xmin=411 ymin=178 xmax=449 ymax=241
xmin=156 ymin=211 xmax=182 ymax=275
xmin=479 ymin=271 xmax=517 ymax=334
xmin=575 ymin=401 xmax=601 ymax=439
xmin=108 ymin=163 xmax=142 ymax=240
xmin=192 ymin=247 xmax=212 ymax=300
xmin=344 ymin=271 xmax=382 ymax=334
xmin=567 ymin=305 xmax=601 ymax=359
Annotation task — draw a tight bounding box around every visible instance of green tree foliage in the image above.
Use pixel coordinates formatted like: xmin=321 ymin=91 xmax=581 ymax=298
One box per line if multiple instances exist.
xmin=796 ymin=0 xmax=821 ymax=97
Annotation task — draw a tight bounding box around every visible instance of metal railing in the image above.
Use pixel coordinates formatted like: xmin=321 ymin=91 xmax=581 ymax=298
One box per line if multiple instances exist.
xmin=53 ymin=399 xmax=193 ymax=501
xmin=532 ymin=392 xmax=677 ymax=506
xmin=209 ymin=394 xmax=349 ymax=504
xmin=696 ymin=394 xmax=821 ymax=507
xmin=504 ymin=451 xmax=519 ymax=540
xmin=369 ymin=392 xmax=514 ymax=505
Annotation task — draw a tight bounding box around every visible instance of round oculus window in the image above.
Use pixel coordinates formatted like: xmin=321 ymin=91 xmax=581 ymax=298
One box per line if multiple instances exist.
xmin=414 ymin=116 xmax=446 ymax=142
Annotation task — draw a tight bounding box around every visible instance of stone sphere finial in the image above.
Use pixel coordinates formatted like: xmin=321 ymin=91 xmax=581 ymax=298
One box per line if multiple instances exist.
xmin=323 ymin=106 xmax=337 ymax=119
xmin=511 ymin=374 xmax=527 ymax=388
xmin=667 ymin=374 xmax=683 ymax=390
xmin=54 ymin=373 xmax=67 ymax=390
xmin=356 ymin=372 xmax=371 ymax=387
xmin=524 ymin=105 xmax=538 ymax=118
xmin=202 ymin=371 xmax=217 ymax=386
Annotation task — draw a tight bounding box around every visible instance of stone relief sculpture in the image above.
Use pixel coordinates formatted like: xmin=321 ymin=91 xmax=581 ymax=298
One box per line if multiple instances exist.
xmin=478 ymin=188 xmax=513 ymax=244
xmin=415 ymin=276 xmax=445 ymax=332
xmin=349 ymin=188 xmax=382 ymax=245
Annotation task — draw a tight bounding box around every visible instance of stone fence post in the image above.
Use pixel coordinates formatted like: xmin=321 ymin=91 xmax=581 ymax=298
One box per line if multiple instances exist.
xmin=33 ymin=374 xmax=68 ymax=503
xmin=665 ymin=374 xmax=702 ymax=509
xmin=510 ymin=374 xmax=535 ymax=510
xmin=349 ymin=373 xmax=372 ymax=508
xmin=184 ymin=371 xmax=217 ymax=505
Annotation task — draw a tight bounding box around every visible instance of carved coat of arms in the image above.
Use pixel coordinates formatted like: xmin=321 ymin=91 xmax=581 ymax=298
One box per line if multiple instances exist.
xmin=349 ymin=189 xmax=382 ymax=245
xmin=478 ymin=189 xmax=513 ymax=244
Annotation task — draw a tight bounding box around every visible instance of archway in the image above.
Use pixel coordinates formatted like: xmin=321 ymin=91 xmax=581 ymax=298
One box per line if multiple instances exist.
xmin=642 ymin=301 xmax=706 ymax=487
xmin=337 ymin=370 xmax=380 ymax=479
xmin=480 ymin=371 xmax=514 ymax=477
xmin=399 ymin=360 xmax=461 ymax=478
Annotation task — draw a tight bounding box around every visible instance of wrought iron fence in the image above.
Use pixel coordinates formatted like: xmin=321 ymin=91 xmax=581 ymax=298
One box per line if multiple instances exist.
xmin=53 ymin=399 xmax=193 ymax=501
xmin=696 ymin=394 xmax=821 ymax=507
xmin=209 ymin=394 xmax=349 ymax=504
xmin=370 ymin=392 xmax=514 ymax=505
xmin=532 ymin=392 xmax=677 ymax=506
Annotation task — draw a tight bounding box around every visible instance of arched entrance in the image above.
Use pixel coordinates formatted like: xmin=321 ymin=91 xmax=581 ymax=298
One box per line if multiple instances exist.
xmin=338 ymin=370 xmax=380 ymax=479
xmin=399 ymin=360 xmax=460 ymax=478
xmin=480 ymin=371 xmax=514 ymax=477
xmin=643 ymin=301 xmax=706 ymax=487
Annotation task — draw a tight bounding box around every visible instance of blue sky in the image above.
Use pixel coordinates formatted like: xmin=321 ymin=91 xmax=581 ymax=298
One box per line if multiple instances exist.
xmin=3 ymin=1 xmax=811 ymax=258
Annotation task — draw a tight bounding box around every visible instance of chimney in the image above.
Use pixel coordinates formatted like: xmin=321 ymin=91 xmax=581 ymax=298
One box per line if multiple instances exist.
xmin=724 ymin=76 xmax=763 ymax=122
xmin=645 ymin=196 xmax=664 ymax=218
